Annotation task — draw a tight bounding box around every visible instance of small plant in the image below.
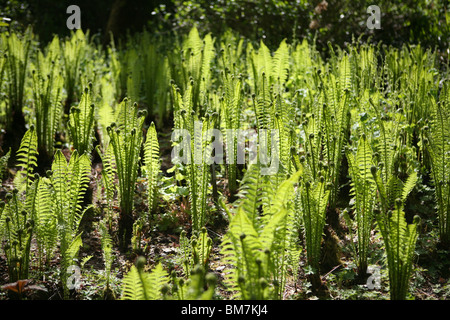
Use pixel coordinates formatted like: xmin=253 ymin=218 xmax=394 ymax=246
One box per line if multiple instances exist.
xmin=3 ymin=27 xmax=32 ymax=144
xmin=425 ymin=91 xmax=450 ymax=245
xmin=107 ymin=98 xmax=146 ymax=250
xmin=0 ymin=190 xmax=33 ymax=283
xmin=95 ymin=145 xmax=117 ymax=229
xmin=375 ymin=201 xmax=420 ymax=300
xmin=295 ymin=167 xmax=330 ymax=291
xmin=62 ymin=29 xmax=87 ymax=113
xmin=178 ymin=227 xmax=212 ymax=277
xmin=50 ymin=149 xmax=91 ymax=298
xmin=31 ymin=36 xmax=63 ymax=160
xmin=121 ymin=257 xmax=169 ymax=300
xmin=344 ymin=134 xmax=377 ymax=277
xmin=221 ymin=169 xmax=302 ymax=299
xmin=68 ymin=85 xmax=96 ymax=156
xmin=14 ymin=125 xmax=38 ymax=195
xmin=143 ymin=122 xmax=160 ymax=218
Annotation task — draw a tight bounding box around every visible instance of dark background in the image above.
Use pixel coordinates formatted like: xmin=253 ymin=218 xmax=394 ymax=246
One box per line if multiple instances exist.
xmin=0 ymin=1 xmax=448 ymax=53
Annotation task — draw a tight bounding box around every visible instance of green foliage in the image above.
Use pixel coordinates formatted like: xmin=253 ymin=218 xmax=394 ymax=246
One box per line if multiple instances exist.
xmin=2 ymin=27 xmax=32 ymax=125
xmin=171 ymin=265 xmax=216 ymax=300
xmin=31 ymin=36 xmax=63 ymax=157
xmin=143 ymin=122 xmax=160 ymax=217
xmin=14 ymin=126 xmax=38 ymax=194
xmin=0 ymin=189 xmax=33 ymax=282
xmin=29 ymin=176 xmax=57 ymax=268
xmin=62 ymin=29 xmax=88 ymax=109
xmin=295 ymin=173 xmax=330 ymax=291
xmin=96 ymin=145 xmax=116 ymax=227
xmin=122 ymin=258 xmax=169 ymax=300
xmin=68 ymin=85 xmax=96 ymax=156
xmin=376 ymin=202 xmax=420 ymax=300
xmin=50 ymin=149 xmax=91 ymax=297
xmin=107 ymin=98 xmax=146 ymax=250
xmin=345 ymin=135 xmax=377 ymax=276
xmin=0 ymin=24 xmax=449 ymax=301
xmin=172 ymin=93 xmax=218 ymax=233
xmin=425 ymin=90 xmax=450 ymax=244
xmin=178 ymin=227 xmax=212 ymax=277
xmin=221 ymin=169 xmax=302 ymax=299
xmin=169 ymin=26 xmax=215 ymax=115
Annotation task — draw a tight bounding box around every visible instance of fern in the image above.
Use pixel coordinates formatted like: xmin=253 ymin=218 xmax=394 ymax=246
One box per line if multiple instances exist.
xmin=107 ymin=98 xmax=145 ymax=250
xmin=62 ymin=29 xmax=87 ymax=112
xmin=68 ymin=85 xmax=96 ymax=156
xmin=96 ymin=145 xmax=117 ymax=227
xmin=178 ymin=227 xmax=212 ymax=278
xmin=295 ymin=169 xmax=330 ymax=291
xmin=3 ymin=27 xmax=32 ymax=132
xmin=376 ymin=201 xmax=420 ymax=300
xmin=14 ymin=126 xmax=38 ymax=194
xmin=122 ymin=258 xmax=169 ymax=300
xmin=50 ymin=149 xmax=90 ymax=297
xmin=171 ymin=265 xmax=216 ymax=300
xmin=31 ymin=35 xmax=63 ymax=158
xmin=426 ymin=92 xmax=450 ymax=244
xmin=0 ymin=190 xmax=33 ymax=282
xmin=217 ymin=65 xmax=244 ymax=196
xmin=345 ymin=134 xmax=377 ymax=276
xmin=221 ymin=169 xmax=302 ymax=299
xmin=143 ymin=122 xmax=160 ymax=217
xmin=30 ymin=176 xmax=57 ymax=268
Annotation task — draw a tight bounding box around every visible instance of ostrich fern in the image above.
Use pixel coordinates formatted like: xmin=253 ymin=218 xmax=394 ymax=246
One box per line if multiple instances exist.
xmin=376 ymin=201 xmax=420 ymax=300
xmin=345 ymin=134 xmax=377 ymax=276
xmin=31 ymin=36 xmax=63 ymax=159
xmin=68 ymin=85 xmax=96 ymax=156
xmin=107 ymin=98 xmax=146 ymax=250
xmin=425 ymin=90 xmax=450 ymax=244
xmin=143 ymin=122 xmax=160 ymax=217
xmin=221 ymin=169 xmax=302 ymax=299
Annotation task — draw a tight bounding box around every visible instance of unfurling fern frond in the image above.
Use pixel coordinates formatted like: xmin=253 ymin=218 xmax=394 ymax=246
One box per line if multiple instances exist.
xmin=345 ymin=135 xmax=377 ymax=276
xmin=376 ymin=201 xmax=420 ymax=300
xmin=122 ymin=258 xmax=169 ymax=300
xmin=426 ymin=94 xmax=450 ymax=244
xmin=32 ymin=36 xmax=63 ymax=158
xmin=295 ymin=173 xmax=330 ymax=291
xmin=31 ymin=177 xmax=57 ymax=267
xmin=68 ymin=85 xmax=96 ymax=156
xmin=143 ymin=122 xmax=160 ymax=217
xmin=1 ymin=189 xmax=34 ymax=282
xmin=15 ymin=126 xmax=38 ymax=194
xmin=221 ymin=170 xmax=302 ymax=299
xmin=50 ymin=149 xmax=91 ymax=297
xmin=107 ymin=99 xmax=145 ymax=250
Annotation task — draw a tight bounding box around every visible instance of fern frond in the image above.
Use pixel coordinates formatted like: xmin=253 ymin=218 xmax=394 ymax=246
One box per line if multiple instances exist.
xmin=144 ymin=122 xmax=160 ymax=216
xmin=15 ymin=126 xmax=38 ymax=193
